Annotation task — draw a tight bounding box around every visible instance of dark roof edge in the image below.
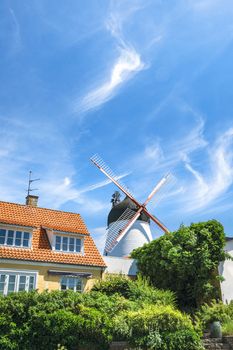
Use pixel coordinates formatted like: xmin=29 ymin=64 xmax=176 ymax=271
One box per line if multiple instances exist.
xmin=0 ymin=257 xmax=106 ymax=269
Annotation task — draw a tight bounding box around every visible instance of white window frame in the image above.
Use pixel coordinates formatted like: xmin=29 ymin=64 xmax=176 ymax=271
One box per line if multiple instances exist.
xmin=0 ymin=269 xmax=37 ymax=296
xmin=60 ymin=276 xmax=83 ymax=292
xmin=0 ymin=225 xmax=32 ymax=249
xmin=53 ymin=234 xmax=84 ymax=254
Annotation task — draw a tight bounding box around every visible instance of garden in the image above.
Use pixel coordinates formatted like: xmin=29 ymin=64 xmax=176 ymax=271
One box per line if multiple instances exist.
xmin=0 ymin=220 xmax=232 ymax=350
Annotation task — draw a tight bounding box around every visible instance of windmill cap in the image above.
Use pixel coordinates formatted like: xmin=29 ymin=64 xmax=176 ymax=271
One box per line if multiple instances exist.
xmin=107 ymin=196 xmax=150 ymax=226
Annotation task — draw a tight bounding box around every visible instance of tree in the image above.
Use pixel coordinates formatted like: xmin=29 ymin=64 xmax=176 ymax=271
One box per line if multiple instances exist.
xmin=131 ymin=220 xmax=228 ymax=309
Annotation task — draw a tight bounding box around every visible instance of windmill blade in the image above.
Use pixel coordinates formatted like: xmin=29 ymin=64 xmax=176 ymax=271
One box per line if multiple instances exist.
xmin=104 ymin=207 xmax=136 ymax=254
xmin=149 ymin=174 xmax=176 ymax=207
xmin=143 ymin=173 xmax=172 ymax=206
xmin=90 ymin=154 xmax=136 ymax=202
xmin=115 ymin=208 xmax=142 ymax=244
xmin=142 ymin=207 xmax=169 ymax=233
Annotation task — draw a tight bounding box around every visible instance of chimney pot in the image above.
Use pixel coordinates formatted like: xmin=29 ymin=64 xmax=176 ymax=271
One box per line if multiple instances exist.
xmin=26 ymin=195 xmax=39 ymax=207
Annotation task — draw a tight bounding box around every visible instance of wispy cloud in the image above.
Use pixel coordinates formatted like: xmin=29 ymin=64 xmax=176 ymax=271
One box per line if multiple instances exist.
xmin=39 ymin=172 xmax=130 ymax=214
xmin=130 ymin=113 xmax=207 ymax=176
xmin=79 ymin=172 xmax=130 ymax=194
xmin=9 ymin=8 xmax=22 ymax=54
xmin=183 ymin=128 xmax=233 ymax=212
xmin=73 ymin=12 xmax=145 ymax=115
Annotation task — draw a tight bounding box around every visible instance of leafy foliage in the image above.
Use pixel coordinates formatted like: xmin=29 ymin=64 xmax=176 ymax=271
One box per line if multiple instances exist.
xmin=132 ymin=220 xmax=228 ymax=308
xmin=0 ymin=290 xmax=113 ymax=350
xmin=222 ymin=320 xmax=233 ymax=336
xmin=113 ymin=304 xmax=203 ymax=350
xmin=92 ymin=274 xmax=176 ymax=306
xmin=196 ymin=300 xmax=233 ymax=331
xmin=0 ymin=277 xmax=204 ymax=350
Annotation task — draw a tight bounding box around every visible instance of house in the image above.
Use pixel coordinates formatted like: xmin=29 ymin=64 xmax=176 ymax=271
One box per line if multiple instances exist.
xmin=0 ymin=195 xmax=106 ymax=296
xmin=219 ymin=237 xmax=233 ymax=303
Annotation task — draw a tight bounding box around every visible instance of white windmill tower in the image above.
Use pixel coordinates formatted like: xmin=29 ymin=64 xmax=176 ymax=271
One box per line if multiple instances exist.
xmin=106 ymin=192 xmax=153 ymax=257
xmin=90 ymin=154 xmax=170 ymax=258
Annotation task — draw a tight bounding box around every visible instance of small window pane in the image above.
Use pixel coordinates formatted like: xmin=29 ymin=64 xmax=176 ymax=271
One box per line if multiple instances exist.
xmin=61 ymin=277 xmax=67 ymax=290
xmin=7 ymin=230 xmax=14 ymax=245
xmin=7 ymin=275 xmax=16 ymax=293
xmin=75 ymin=239 xmax=81 ymax=252
xmin=55 ymin=236 xmax=61 ymax=250
xmin=75 ymin=278 xmax=82 ymax=292
xmin=0 ymin=275 xmax=6 ymax=295
xmin=69 ymin=237 xmax=74 ymax=252
xmin=23 ymin=232 xmax=30 ymax=247
xmin=23 ymin=232 xmax=29 ymax=240
xmin=28 ymin=276 xmax=34 ymax=291
xmin=18 ymin=275 xmax=26 ymax=291
xmin=68 ymin=278 xmax=75 ymax=290
xmin=0 ymin=229 xmax=6 ymax=244
xmin=62 ymin=237 xmax=68 ymax=251
xmin=15 ymin=231 xmax=22 ymax=246
xmin=22 ymin=239 xmax=29 ymax=247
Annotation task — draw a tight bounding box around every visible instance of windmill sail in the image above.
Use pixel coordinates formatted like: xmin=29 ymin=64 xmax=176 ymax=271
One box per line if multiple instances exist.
xmin=104 ymin=207 xmax=136 ymax=254
xmin=91 ymin=153 xmax=170 ymax=257
xmin=90 ymin=154 xmax=134 ymax=197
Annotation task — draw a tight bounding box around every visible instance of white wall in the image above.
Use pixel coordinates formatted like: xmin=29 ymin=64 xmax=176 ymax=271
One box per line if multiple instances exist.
xmin=219 ymin=239 xmax=233 ymax=303
xmin=106 ymin=220 xmax=152 ymax=257
xmin=103 ymin=256 xmax=138 ymax=276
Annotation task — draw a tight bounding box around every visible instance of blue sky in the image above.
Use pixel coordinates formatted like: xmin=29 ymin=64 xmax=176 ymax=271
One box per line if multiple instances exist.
xmin=1 ymin=0 xmax=233 ymax=252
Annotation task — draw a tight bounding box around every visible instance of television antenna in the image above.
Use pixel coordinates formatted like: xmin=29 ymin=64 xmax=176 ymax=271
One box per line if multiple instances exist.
xmin=90 ymin=154 xmax=170 ymax=254
xmin=27 ymin=170 xmax=40 ymax=196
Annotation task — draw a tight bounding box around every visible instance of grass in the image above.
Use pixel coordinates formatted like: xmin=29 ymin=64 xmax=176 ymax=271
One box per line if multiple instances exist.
xmin=222 ymin=320 xmax=233 ymax=336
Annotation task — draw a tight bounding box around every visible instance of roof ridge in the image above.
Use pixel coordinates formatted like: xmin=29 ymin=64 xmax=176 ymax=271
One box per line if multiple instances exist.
xmin=0 ymin=200 xmax=81 ymax=216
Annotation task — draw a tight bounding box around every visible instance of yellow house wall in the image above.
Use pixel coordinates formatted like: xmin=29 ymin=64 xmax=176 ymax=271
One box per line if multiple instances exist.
xmin=0 ymin=261 xmax=102 ymax=292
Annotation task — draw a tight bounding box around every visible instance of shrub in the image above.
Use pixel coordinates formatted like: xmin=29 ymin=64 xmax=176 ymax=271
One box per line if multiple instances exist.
xmin=196 ymin=300 xmax=233 ymax=330
xmin=92 ymin=274 xmax=176 ymax=307
xmin=0 ymin=282 xmax=201 ymax=350
xmin=222 ymin=320 xmax=233 ymax=336
xmin=132 ymin=220 xmax=227 ymax=308
xmin=0 ymin=291 xmax=113 ymax=350
xmin=163 ymin=329 xmax=204 ymax=350
xmin=113 ymin=304 xmax=204 ymax=350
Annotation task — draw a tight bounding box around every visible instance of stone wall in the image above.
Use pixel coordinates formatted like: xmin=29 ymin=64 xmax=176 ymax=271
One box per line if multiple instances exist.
xmin=203 ymin=337 xmax=233 ymax=350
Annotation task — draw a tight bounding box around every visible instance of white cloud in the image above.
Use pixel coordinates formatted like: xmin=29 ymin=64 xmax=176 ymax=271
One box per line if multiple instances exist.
xmin=73 ymin=13 xmax=145 ymax=114
xmin=9 ymin=8 xmax=22 ymax=54
xmin=39 ymin=171 xmax=130 ymax=214
xmin=130 ymin=114 xmax=207 ymax=177
xmin=182 ymin=128 xmax=233 ymax=212
xmin=79 ymin=172 xmax=130 ymax=194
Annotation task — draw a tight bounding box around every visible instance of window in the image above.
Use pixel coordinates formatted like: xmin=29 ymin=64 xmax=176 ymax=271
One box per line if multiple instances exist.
xmin=60 ymin=276 xmax=82 ymax=292
xmin=55 ymin=235 xmax=82 ymax=253
xmin=0 ymin=228 xmax=31 ymax=248
xmin=0 ymin=272 xmax=36 ymax=296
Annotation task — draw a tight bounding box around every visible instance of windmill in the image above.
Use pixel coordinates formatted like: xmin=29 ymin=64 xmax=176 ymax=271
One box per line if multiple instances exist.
xmin=90 ymin=154 xmax=170 ymax=256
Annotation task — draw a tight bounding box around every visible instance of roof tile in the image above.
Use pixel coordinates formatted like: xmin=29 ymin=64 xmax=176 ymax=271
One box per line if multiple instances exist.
xmin=0 ymin=201 xmax=106 ymax=268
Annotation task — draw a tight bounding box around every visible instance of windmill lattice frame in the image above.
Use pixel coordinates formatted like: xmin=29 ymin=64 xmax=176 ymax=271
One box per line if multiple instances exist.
xmin=91 ymin=154 xmax=170 ymax=254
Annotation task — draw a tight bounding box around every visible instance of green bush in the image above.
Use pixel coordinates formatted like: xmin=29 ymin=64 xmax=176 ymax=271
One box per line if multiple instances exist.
xmin=92 ymin=274 xmax=176 ymax=306
xmin=0 ymin=291 xmax=113 ymax=350
xmin=0 ymin=279 xmax=202 ymax=350
xmin=195 ymin=300 xmax=233 ymax=338
xmin=132 ymin=220 xmax=227 ymax=308
xmin=196 ymin=300 xmax=233 ymax=330
xmin=163 ymin=329 xmax=204 ymax=350
xmin=113 ymin=304 xmax=204 ymax=350
xmin=222 ymin=320 xmax=233 ymax=335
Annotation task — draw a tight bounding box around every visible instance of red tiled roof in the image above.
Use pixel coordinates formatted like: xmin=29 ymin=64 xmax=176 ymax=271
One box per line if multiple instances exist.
xmin=0 ymin=201 xmax=106 ymax=268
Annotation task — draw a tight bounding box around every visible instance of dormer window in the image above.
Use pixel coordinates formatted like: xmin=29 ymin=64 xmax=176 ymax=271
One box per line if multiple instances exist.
xmin=54 ymin=235 xmax=82 ymax=253
xmin=0 ymin=228 xmax=31 ymax=248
